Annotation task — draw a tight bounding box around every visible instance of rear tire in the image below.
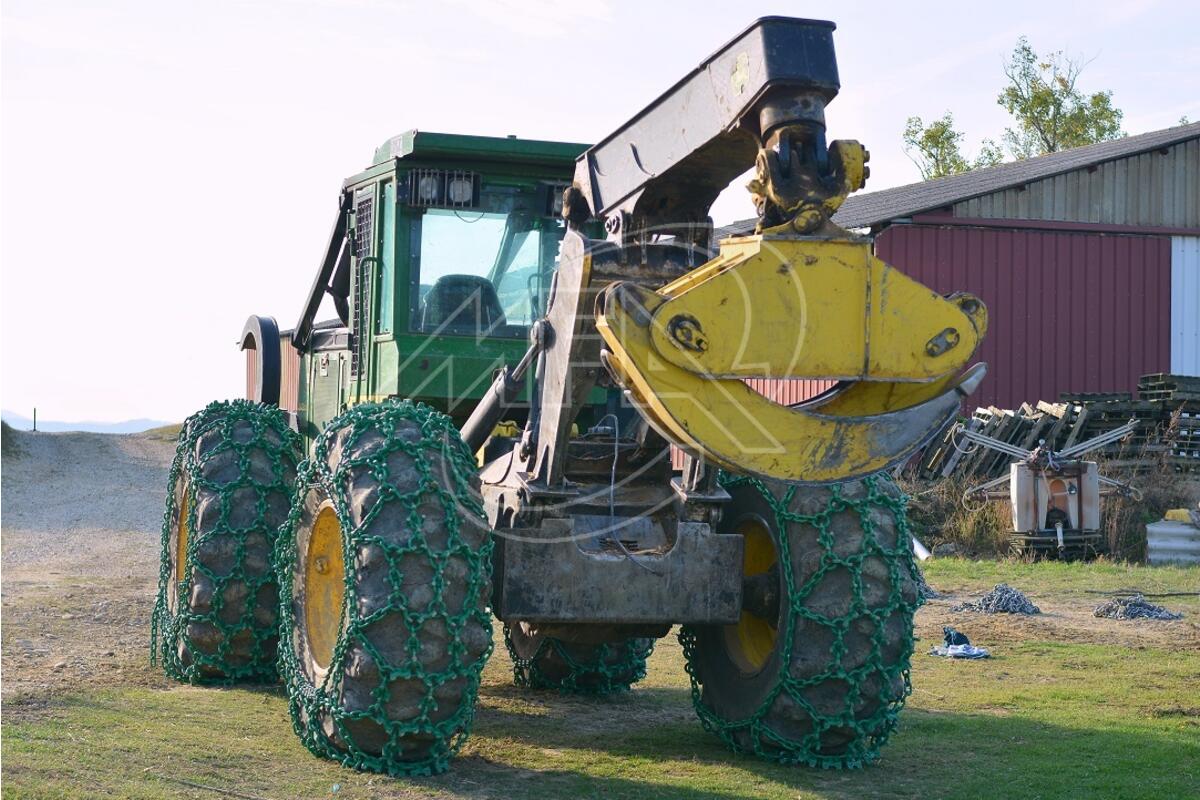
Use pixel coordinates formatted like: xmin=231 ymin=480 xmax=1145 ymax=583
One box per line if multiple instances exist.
xmin=151 ymin=400 xmax=299 ymax=684
xmin=681 ymin=474 xmax=920 ymax=768
xmin=277 ymin=400 xmax=493 ymax=777
xmin=504 ymin=623 xmax=654 ymax=695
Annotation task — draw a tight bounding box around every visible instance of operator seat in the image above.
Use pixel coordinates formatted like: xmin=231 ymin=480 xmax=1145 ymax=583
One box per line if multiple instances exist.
xmin=421 ymin=274 xmax=507 ymax=336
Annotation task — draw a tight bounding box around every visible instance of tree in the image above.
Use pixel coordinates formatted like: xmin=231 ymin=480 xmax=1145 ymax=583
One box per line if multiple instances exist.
xmin=975 ymin=138 xmax=1005 ymax=167
xmin=903 ymin=113 xmax=1005 ymax=180
xmin=902 ymin=114 xmax=967 ymax=179
xmin=902 ymin=37 xmax=1126 ymax=180
xmin=997 ymin=37 xmax=1124 ymax=158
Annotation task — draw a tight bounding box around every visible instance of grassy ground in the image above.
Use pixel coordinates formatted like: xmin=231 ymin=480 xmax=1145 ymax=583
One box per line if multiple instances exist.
xmin=141 ymin=423 xmax=183 ymax=443
xmin=923 ymin=557 xmax=1200 ymax=596
xmin=1 ymin=420 xmax=22 ymax=459
xmin=4 ymin=560 xmax=1197 ymax=800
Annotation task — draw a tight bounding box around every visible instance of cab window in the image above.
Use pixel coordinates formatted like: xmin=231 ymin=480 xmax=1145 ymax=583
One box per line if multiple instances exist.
xmin=410 ymin=185 xmax=563 ymax=337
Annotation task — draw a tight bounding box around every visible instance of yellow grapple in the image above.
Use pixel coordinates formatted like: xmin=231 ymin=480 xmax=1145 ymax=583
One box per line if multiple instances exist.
xmin=596 ymin=234 xmax=988 ymax=482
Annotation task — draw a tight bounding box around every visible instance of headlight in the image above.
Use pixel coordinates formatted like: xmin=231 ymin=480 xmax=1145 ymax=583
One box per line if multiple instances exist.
xmin=406 ymin=169 xmax=478 ymax=208
xmin=447 ymin=176 xmax=474 ymax=205
xmin=417 ymin=174 xmax=440 ymax=203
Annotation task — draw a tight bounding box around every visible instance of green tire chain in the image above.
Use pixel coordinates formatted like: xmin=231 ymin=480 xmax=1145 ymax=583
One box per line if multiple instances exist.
xmin=151 ymin=399 xmax=300 ymax=684
xmin=680 ymin=474 xmax=922 ymax=769
xmin=504 ymin=624 xmax=655 ymax=695
xmin=276 ymin=400 xmax=493 ymax=777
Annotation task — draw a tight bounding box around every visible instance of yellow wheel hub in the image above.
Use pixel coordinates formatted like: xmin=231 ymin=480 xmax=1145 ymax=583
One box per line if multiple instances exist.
xmin=725 ymin=518 xmax=779 ymax=673
xmin=305 ymin=504 xmax=346 ymax=672
xmin=174 ymin=484 xmax=189 ymax=587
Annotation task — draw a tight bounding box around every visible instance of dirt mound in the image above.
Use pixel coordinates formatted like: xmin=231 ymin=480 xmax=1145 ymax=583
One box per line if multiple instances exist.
xmin=2 ymin=429 xmax=176 ymax=697
xmin=2 ymin=429 xmax=172 ymax=543
xmin=1 ymin=420 xmax=22 ymax=459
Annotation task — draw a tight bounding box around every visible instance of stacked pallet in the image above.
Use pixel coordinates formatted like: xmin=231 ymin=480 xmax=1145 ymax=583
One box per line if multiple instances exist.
xmin=1138 ymin=374 xmax=1200 ymax=401
xmin=911 ymin=374 xmax=1200 ymax=481
xmin=1137 ymin=375 xmax=1200 ymax=467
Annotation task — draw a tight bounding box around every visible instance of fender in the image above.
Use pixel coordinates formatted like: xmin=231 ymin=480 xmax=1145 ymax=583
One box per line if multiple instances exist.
xmin=240 ymin=315 xmax=281 ymax=406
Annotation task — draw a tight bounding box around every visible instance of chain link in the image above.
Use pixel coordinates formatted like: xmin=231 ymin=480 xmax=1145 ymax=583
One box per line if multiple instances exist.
xmin=679 ymin=473 xmax=922 ymax=769
xmin=952 ymin=583 xmax=1041 ymax=614
xmin=151 ymin=399 xmax=300 ymax=684
xmin=1093 ymin=594 xmax=1182 ymax=621
xmin=504 ymin=626 xmax=654 ymax=695
xmin=275 ymin=399 xmax=493 ymax=777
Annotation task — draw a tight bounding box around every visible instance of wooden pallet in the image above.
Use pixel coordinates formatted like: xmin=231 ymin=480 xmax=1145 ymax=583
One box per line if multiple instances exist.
xmin=1060 ymin=391 xmax=1132 ymax=403
xmin=905 ymin=372 xmax=1200 ymax=481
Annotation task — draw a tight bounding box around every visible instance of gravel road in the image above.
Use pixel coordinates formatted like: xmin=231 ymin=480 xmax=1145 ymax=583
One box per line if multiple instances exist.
xmin=2 ymin=428 xmax=175 ymax=697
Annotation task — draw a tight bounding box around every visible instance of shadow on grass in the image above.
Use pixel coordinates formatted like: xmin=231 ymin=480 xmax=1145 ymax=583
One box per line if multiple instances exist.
xmin=16 ymin=681 xmax=1193 ymax=799
xmin=436 ymin=757 xmax=756 ymax=800
xmin=480 ymin=681 xmax=692 ymax=707
xmin=461 ymin=689 xmax=1199 ymax=800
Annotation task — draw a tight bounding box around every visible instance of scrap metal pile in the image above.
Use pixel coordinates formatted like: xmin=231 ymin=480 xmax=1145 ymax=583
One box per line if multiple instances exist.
xmin=1093 ymin=594 xmax=1184 ymax=621
xmin=952 ymin=583 xmax=1042 ymax=615
xmin=916 ymin=568 xmax=944 ymax=600
xmin=911 ymin=373 xmax=1200 ymax=482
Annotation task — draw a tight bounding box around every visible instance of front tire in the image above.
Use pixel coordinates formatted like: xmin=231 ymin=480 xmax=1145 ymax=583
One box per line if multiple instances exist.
xmin=151 ymin=400 xmax=299 ymax=684
xmin=681 ymin=474 xmax=920 ymax=768
xmin=277 ymin=400 xmax=493 ymax=777
xmin=504 ymin=623 xmax=654 ymax=695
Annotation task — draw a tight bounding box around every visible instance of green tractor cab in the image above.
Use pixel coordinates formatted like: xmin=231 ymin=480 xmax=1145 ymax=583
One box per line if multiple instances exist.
xmin=243 ymin=131 xmax=591 ymax=445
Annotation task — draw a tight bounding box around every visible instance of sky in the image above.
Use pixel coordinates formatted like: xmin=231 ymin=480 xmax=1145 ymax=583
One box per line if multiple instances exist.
xmin=3 ymin=0 xmax=1198 ymax=424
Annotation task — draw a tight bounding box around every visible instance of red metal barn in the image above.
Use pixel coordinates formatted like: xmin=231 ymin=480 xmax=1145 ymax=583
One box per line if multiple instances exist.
xmin=719 ymin=122 xmax=1200 ymax=410
xmin=873 ymin=226 xmax=1171 ymax=409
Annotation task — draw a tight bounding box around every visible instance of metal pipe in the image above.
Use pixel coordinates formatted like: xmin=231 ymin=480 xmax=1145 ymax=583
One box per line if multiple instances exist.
xmin=459 ymin=341 xmax=539 ymax=453
xmin=912 ymin=537 xmax=932 ymax=561
xmin=1058 ymin=419 xmax=1139 ymax=458
xmin=954 ymin=425 xmax=1031 ymax=460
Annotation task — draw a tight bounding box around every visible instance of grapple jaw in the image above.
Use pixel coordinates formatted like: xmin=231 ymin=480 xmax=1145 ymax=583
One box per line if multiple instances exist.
xmin=595 ymin=234 xmax=988 ymax=484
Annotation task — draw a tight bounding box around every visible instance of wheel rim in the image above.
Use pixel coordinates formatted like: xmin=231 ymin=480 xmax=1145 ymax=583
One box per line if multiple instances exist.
xmin=508 ymin=621 xmax=543 ymax=661
xmin=724 ymin=516 xmax=778 ymax=673
xmin=305 ymin=503 xmax=346 ymax=673
xmin=174 ymin=482 xmax=190 ymax=593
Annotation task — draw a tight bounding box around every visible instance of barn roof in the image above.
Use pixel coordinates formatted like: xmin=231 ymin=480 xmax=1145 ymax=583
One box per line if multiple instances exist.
xmin=715 ymin=121 xmax=1200 ymax=236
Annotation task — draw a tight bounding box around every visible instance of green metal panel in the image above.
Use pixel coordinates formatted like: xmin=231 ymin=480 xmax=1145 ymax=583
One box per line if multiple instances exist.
xmin=392 ymin=332 xmax=531 ymax=420
xmin=377 ymin=181 xmax=396 ymax=334
xmin=305 ymin=348 xmax=348 ymax=443
xmin=372 ymin=130 xmax=588 ymax=169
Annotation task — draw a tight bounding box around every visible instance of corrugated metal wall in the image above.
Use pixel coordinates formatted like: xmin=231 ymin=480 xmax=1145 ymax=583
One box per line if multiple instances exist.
xmin=670 ymin=378 xmax=836 ymax=469
xmin=1172 ymin=236 xmax=1200 ymax=376
xmin=280 ymin=339 xmax=301 ymax=413
xmin=744 ymin=378 xmax=837 ymax=405
xmin=953 ymin=137 xmax=1199 ymax=228
xmin=244 ymin=338 xmax=301 ymax=411
xmin=245 ymin=348 xmax=258 ymax=402
xmin=876 ymin=225 xmax=1173 ymax=409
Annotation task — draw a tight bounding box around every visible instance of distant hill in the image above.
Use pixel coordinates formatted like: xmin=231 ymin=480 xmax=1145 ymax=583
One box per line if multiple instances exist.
xmin=1 ymin=410 xmax=170 ymax=434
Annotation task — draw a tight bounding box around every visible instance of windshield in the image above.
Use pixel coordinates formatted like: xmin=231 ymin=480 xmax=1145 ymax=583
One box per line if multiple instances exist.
xmin=412 ymin=187 xmax=563 ymax=337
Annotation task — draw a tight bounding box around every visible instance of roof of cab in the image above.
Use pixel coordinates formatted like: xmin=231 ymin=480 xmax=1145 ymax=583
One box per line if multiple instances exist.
xmin=372 ymin=130 xmax=590 ymax=167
